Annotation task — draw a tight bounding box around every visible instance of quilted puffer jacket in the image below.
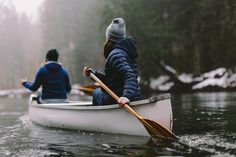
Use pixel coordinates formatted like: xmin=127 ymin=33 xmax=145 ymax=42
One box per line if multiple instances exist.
xmin=95 ymin=36 xmax=142 ymax=101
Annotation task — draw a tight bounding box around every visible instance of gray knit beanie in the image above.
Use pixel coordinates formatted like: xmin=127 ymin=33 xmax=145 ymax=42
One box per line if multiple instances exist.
xmin=105 ymin=18 xmax=126 ymax=42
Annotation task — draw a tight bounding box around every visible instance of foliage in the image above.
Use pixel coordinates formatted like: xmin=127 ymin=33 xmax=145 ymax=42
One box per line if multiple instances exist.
xmin=102 ymin=0 xmax=236 ymax=85
xmin=0 ymin=3 xmax=41 ymax=89
xmin=40 ymin=0 xmax=105 ymax=84
xmin=2 ymin=0 xmax=236 ymax=90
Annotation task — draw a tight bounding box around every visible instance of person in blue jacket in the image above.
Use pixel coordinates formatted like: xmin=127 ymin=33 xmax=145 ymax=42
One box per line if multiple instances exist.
xmin=21 ymin=49 xmax=71 ymax=103
xmin=84 ymin=17 xmax=142 ymax=106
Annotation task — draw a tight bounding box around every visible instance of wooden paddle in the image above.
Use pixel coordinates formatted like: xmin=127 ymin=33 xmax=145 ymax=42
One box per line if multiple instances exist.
xmin=89 ymin=72 xmax=177 ymax=140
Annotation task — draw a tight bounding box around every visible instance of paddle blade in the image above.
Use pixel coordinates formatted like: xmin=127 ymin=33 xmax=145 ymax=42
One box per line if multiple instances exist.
xmin=142 ymin=118 xmax=177 ymax=141
xmin=79 ymin=85 xmax=99 ymax=96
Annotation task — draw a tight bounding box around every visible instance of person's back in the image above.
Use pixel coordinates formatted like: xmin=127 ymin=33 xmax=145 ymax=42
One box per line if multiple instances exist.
xmin=103 ymin=36 xmax=141 ymax=101
xmin=21 ymin=49 xmax=71 ymax=102
xmin=84 ymin=18 xmax=142 ymax=106
xmin=39 ymin=61 xmax=71 ymax=100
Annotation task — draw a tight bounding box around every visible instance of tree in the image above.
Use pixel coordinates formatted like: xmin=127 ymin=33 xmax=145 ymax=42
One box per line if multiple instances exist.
xmin=102 ymin=0 xmax=236 ymax=89
xmin=0 ymin=3 xmax=42 ymax=89
xmin=39 ymin=0 xmax=105 ymax=84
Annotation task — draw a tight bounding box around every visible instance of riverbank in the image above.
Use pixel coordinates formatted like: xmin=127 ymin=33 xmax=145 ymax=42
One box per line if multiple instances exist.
xmin=150 ymin=63 xmax=236 ymax=93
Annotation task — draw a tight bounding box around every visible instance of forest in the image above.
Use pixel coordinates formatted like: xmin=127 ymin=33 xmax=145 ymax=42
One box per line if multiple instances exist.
xmin=0 ymin=0 xmax=236 ymax=92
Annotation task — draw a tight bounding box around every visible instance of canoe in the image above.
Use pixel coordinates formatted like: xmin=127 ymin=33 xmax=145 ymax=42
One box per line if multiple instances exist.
xmin=28 ymin=94 xmax=173 ymax=136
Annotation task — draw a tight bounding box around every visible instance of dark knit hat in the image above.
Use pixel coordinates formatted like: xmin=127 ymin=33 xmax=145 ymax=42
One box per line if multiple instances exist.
xmin=105 ymin=18 xmax=126 ymax=42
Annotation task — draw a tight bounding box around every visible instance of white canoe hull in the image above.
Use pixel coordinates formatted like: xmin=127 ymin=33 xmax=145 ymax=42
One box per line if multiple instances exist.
xmin=28 ymin=94 xmax=173 ymax=136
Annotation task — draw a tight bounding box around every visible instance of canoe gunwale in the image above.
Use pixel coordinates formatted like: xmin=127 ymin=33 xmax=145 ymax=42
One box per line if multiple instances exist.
xmin=29 ymin=94 xmax=170 ymax=111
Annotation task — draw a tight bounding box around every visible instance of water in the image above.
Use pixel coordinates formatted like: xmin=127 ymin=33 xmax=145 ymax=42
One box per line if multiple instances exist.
xmin=0 ymin=92 xmax=236 ymax=156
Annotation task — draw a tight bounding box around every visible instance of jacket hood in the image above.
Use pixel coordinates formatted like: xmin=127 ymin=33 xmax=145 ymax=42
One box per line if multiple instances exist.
xmin=112 ymin=36 xmax=138 ymax=59
xmin=44 ymin=62 xmax=62 ymax=73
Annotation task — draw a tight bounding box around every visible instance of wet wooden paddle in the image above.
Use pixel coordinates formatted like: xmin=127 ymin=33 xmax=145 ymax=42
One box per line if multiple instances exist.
xmin=89 ymin=73 xmax=177 ymax=140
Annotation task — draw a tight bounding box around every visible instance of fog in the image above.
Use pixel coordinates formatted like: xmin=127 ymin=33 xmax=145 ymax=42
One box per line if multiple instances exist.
xmin=0 ymin=0 xmax=105 ymax=89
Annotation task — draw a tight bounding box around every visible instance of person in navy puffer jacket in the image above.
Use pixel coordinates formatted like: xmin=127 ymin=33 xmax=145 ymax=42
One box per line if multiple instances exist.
xmin=21 ymin=49 xmax=71 ymax=103
xmin=84 ymin=18 xmax=142 ymax=106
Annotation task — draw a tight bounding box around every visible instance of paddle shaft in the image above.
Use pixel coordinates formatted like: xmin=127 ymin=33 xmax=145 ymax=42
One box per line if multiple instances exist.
xmin=89 ymin=73 xmax=177 ymax=140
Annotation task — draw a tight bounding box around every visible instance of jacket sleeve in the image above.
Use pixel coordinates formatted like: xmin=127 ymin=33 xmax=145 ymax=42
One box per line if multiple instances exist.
xmin=94 ymin=70 xmax=108 ymax=83
xmin=65 ymin=72 xmax=72 ymax=93
xmin=23 ymin=68 xmax=43 ymax=92
xmin=109 ymin=52 xmax=138 ymax=100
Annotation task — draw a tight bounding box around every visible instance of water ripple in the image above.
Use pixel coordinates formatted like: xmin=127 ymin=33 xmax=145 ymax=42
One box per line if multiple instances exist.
xmin=179 ymin=132 xmax=236 ymax=156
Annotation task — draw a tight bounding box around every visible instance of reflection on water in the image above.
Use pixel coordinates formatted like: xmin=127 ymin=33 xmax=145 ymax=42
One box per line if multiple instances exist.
xmin=0 ymin=92 xmax=236 ymax=156
xmin=172 ymin=92 xmax=236 ymax=156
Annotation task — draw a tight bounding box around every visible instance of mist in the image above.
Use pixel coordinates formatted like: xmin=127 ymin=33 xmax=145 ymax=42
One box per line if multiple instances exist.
xmin=0 ymin=0 xmax=105 ymax=89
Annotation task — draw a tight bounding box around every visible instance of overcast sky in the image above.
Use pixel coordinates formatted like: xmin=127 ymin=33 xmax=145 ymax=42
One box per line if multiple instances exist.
xmin=0 ymin=0 xmax=44 ymax=21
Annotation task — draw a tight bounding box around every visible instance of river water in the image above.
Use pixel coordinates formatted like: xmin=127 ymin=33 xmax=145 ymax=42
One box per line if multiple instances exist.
xmin=0 ymin=92 xmax=235 ymax=156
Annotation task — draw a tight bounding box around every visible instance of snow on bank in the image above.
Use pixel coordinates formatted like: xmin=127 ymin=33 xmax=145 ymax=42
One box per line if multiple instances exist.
xmin=192 ymin=68 xmax=228 ymax=89
xmin=150 ymin=76 xmax=174 ymax=91
xmin=150 ymin=67 xmax=236 ymax=92
xmin=194 ymin=68 xmax=236 ymax=90
xmin=178 ymin=73 xmax=203 ymax=83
